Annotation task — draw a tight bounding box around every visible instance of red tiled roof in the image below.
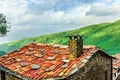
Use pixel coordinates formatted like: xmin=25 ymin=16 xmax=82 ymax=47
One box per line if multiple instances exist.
xmin=113 ymin=58 xmax=120 ymax=68
xmin=0 ymin=43 xmax=97 ymax=79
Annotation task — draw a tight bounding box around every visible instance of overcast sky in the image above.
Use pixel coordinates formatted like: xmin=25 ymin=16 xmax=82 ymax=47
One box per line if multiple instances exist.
xmin=0 ymin=0 xmax=120 ymax=44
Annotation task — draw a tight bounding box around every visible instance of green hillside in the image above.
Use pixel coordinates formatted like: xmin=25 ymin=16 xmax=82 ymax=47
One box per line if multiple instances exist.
xmin=0 ymin=20 xmax=120 ymax=55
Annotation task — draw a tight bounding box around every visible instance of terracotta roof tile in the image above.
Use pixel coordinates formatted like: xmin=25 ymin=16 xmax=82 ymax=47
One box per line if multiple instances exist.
xmin=0 ymin=43 xmax=97 ymax=79
xmin=113 ymin=58 xmax=120 ymax=68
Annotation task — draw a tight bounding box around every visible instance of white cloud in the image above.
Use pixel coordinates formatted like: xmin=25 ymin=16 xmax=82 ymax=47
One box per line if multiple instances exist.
xmin=0 ymin=0 xmax=28 ymax=16
xmin=86 ymin=2 xmax=120 ymax=16
xmin=0 ymin=0 xmax=120 ymax=44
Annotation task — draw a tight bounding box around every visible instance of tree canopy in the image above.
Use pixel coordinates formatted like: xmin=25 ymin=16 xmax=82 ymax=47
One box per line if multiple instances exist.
xmin=0 ymin=14 xmax=9 ymax=37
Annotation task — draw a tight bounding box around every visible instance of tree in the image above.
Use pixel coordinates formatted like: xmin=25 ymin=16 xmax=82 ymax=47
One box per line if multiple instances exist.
xmin=0 ymin=14 xmax=10 ymax=37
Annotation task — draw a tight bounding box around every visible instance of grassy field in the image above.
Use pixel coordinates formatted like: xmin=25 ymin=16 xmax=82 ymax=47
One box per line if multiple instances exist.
xmin=0 ymin=20 xmax=120 ymax=55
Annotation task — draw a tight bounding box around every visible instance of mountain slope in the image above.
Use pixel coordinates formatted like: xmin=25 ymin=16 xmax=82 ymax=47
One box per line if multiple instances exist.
xmin=0 ymin=20 xmax=120 ymax=55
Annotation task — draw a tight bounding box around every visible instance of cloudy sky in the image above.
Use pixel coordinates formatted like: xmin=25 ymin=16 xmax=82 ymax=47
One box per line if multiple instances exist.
xmin=0 ymin=0 xmax=120 ymax=44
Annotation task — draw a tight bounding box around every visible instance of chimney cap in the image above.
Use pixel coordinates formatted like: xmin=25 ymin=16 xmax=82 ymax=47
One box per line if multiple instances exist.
xmin=65 ymin=35 xmax=83 ymax=37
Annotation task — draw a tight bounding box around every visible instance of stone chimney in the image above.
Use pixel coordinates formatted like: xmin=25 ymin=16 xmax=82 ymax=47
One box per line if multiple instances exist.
xmin=68 ymin=35 xmax=83 ymax=58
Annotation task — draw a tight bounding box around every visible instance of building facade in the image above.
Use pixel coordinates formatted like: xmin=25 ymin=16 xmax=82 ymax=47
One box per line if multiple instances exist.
xmin=64 ymin=50 xmax=112 ymax=80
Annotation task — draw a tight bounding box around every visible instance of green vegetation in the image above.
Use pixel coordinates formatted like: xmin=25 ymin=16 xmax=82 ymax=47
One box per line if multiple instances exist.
xmin=0 ymin=14 xmax=10 ymax=37
xmin=0 ymin=50 xmax=6 ymax=56
xmin=0 ymin=20 xmax=120 ymax=55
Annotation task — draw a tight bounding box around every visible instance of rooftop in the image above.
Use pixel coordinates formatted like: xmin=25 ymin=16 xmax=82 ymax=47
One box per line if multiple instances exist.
xmin=112 ymin=53 xmax=120 ymax=68
xmin=0 ymin=43 xmax=97 ymax=79
xmin=113 ymin=58 xmax=120 ymax=68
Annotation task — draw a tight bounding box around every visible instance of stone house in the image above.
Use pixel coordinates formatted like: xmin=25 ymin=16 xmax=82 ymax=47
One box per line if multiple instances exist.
xmin=112 ymin=57 xmax=120 ymax=80
xmin=0 ymin=35 xmax=112 ymax=80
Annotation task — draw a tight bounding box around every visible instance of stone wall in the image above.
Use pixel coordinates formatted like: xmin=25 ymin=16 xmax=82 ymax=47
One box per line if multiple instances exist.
xmin=63 ymin=50 xmax=112 ymax=80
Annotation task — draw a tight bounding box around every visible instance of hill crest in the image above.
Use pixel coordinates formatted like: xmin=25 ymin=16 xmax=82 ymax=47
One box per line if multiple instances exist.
xmin=0 ymin=20 xmax=120 ymax=55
